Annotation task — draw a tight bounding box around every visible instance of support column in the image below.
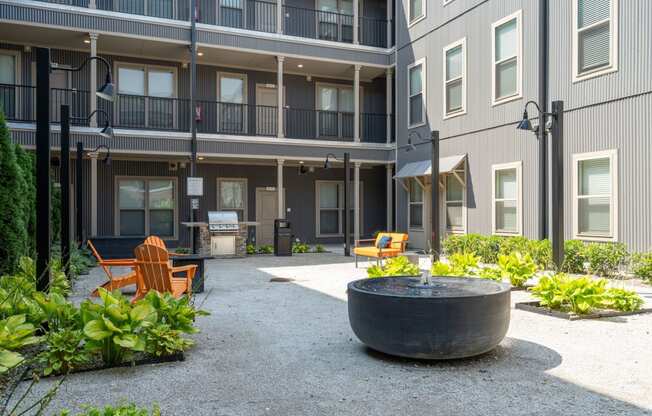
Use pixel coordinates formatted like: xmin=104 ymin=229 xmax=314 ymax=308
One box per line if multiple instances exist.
xmin=276 ymin=0 xmax=283 ymax=34
xmin=90 ymin=153 xmax=98 ymax=237
xmin=354 ymin=162 xmax=361 ymax=243
xmin=277 ymin=56 xmax=285 ymax=138
xmin=89 ymin=33 xmax=99 ymax=127
xmin=89 ymin=0 xmax=96 ymax=8
xmin=353 ymin=0 xmax=359 ymax=44
xmin=277 ymin=159 xmax=284 ymax=219
xmin=354 ymin=64 xmax=361 ymax=142
xmin=386 ymin=0 xmax=392 ymax=47
xmin=386 ymin=67 xmax=393 ymax=144
xmin=386 ymin=164 xmax=393 ymax=231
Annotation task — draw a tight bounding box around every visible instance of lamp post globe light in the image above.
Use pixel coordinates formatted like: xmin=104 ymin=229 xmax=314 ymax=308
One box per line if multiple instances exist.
xmin=36 ymin=47 xmax=114 ymax=290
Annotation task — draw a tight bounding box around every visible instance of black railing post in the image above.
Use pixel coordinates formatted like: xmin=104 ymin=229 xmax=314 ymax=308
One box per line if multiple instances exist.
xmin=76 ymin=141 xmax=84 ymax=245
xmin=430 ymin=130 xmax=440 ymax=260
xmin=551 ymin=100 xmax=564 ymax=269
xmin=61 ymin=105 xmax=71 ymax=277
xmin=35 ymin=47 xmax=51 ymax=291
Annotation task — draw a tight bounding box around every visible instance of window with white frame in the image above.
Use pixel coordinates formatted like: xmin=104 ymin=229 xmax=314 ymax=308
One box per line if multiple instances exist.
xmin=117 ymin=178 xmax=176 ymax=238
xmin=445 ymin=174 xmax=465 ymax=232
xmin=492 ymin=11 xmax=522 ymax=105
xmin=409 ymin=0 xmax=425 ymax=24
xmin=443 ymin=39 xmax=466 ymax=118
xmin=492 ymin=162 xmax=522 ymax=235
xmin=316 ymin=181 xmax=363 ymax=237
xmin=408 ymin=59 xmax=425 ymax=127
xmin=573 ymin=0 xmax=618 ymax=80
xmin=0 ymin=51 xmax=19 ymax=119
xmin=218 ymin=178 xmax=247 ymax=221
xmin=408 ymin=179 xmax=423 ymax=229
xmin=218 ymin=72 xmax=247 ymax=134
xmin=573 ymin=150 xmax=618 ymax=240
xmin=116 ymin=64 xmax=176 ymax=129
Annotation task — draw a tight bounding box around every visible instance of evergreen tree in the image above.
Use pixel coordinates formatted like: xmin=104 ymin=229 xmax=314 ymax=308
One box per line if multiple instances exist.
xmin=15 ymin=144 xmax=36 ymax=257
xmin=0 ymin=111 xmax=28 ymax=274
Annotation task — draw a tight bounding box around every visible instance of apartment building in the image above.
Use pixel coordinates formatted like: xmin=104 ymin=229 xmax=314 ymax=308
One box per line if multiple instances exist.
xmin=0 ymin=0 xmax=396 ymax=247
xmin=395 ymin=0 xmax=652 ymax=253
xmin=1 ymin=0 xmax=650 ymax=253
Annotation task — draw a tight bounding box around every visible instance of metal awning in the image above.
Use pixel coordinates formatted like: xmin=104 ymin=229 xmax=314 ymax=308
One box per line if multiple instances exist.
xmin=394 ymin=154 xmax=466 ymax=179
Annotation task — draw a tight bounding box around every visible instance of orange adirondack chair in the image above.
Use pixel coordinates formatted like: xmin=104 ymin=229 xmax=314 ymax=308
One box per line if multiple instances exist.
xmin=132 ymin=244 xmax=196 ymax=302
xmin=88 ymin=240 xmax=138 ymax=297
xmin=144 ymin=236 xmax=185 ymax=258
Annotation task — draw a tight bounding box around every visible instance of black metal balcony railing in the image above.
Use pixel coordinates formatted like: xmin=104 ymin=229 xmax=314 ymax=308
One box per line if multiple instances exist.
xmin=1 ymin=86 xmax=393 ymax=142
xmin=36 ymin=0 xmax=392 ymax=47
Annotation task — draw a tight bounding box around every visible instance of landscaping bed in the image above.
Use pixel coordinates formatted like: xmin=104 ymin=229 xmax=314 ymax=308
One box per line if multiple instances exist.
xmin=515 ymin=301 xmax=652 ymax=321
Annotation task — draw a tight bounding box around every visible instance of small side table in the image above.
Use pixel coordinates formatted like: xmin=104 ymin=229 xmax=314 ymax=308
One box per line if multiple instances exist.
xmin=172 ymin=255 xmax=214 ymax=293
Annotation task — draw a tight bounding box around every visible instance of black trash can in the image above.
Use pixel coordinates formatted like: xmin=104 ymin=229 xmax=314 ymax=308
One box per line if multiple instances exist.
xmin=274 ymin=219 xmax=292 ymax=256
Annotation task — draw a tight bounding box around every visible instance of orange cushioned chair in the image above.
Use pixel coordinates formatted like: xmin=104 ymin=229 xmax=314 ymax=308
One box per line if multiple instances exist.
xmin=353 ymin=233 xmax=409 ymax=267
xmin=132 ymin=243 xmax=196 ymax=302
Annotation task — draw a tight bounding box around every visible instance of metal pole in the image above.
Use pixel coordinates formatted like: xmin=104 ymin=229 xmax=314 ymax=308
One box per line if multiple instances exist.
xmin=60 ymin=105 xmax=71 ymax=277
xmin=344 ymin=152 xmax=350 ymax=256
xmin=538 ymin=0 xmax=549 ymax=240
xmin=35 ymin=47 xmax=51 ymax=291
xmin=190 ymin=0 xmax=198 ymax=254
xmin=430 ymin=131 xmax=440 ymax=260
xmin=550 ymin=100 xmax=564 ymax=268
xmin=76 ymin=142 xmax=84 ymax=245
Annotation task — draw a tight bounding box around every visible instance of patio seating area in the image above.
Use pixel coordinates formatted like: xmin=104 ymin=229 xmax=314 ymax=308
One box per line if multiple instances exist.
xmin=11 ymin=252 xmax=652 ymax=415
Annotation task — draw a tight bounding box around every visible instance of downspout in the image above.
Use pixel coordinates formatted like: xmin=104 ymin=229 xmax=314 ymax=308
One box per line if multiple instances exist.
xmin=538 ymin=0 xmax=549 ymax=240
xmin=190 ymin=0 xmax=198 ymax=252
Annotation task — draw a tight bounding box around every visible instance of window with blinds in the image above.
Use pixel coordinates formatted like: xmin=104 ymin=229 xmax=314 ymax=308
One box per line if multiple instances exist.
xmin=492 ymin=11 xmax=522 ymax=104
xmin=492 ymin=162 xmax=522 ymax=235
xmin=443 ymin=39 xmax=465 ymax=118
xmin=574 ymin=150 xmax=618 ymax=240
xmin=445 ymin=175 xmax=465 ymax=232
xmin=574 ymin=0 xmax=618 ymax=79
xmin=408 ymin=59 xmax=425 ymax=127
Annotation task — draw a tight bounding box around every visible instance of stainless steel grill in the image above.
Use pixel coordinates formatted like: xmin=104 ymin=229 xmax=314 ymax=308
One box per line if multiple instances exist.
xmin=208 ymin=211 xmax=239 ymax=233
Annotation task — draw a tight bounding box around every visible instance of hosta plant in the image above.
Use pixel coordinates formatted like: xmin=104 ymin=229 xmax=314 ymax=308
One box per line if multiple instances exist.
xmin=498 ymin=252 xmax=537 ymax=288
xmin=476 ymin=266 xmax=504 ymax=282
xmin=431 ymin=252 xmax=480 ymax=277
xmin=367 ymin=256 xmax=420 ymax=278
xmin=58 ymin=403 xmax=161 ymax=416
xmin=38 ymin=328 xmax=92 ymax=376
xmin=145 ymin=324 xmax=194 ymax=357
xmin=601 ymin=288 xmax=644 ymax=312
xmin=0 ymin=314 xmax=41 ymax=373
xmin=141 ymin=291 xmax=208 ymax=334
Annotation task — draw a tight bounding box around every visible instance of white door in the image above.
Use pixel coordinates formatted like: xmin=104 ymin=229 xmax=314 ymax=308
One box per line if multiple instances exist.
xmin=256 ymin=188 xmax=279 ymax=246
xmin=256 ymin=84 xmax=278 ymax=136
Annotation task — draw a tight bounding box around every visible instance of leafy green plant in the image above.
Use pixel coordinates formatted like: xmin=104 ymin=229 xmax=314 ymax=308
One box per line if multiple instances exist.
xmin=292 ymin=241 xmax=310 ymax=253
xmin=497 ymin=252 xmax=537 ymax=287
xmin=477 ymin=266 xmax=504 ymax=282
xmin=33 ymin=291 xmax=80 ymax=331
xmin=58 ymin=403 xmax=161 ymax=416
xmin=38 ymin=328 xmax=91 ymax=376
xmin=367 ymin=256 xmax=420 ymax=278
xmin=561 ymin=240 xmax=588 ymax=274
xmin=174 ymin=247 xmax=191 ymax=255
xmin=585 ymin=242 xmax=629 ymax=277
xmin=430 ymin=261 xmax=456 ymax=276
xmin=0 ymin=314 xmax=41 ymax=373
xmin=601 ymin=288 xmax=645 ymax=312
xmin=81 ymin=289 xmax=157 ymax=366
xmin=246 ymin=244 xmax=256 ymax=255
xmin=141 ymin=291 xmax=208 ymax=334
xmin=144 ymin=324 xmax=194 ymax=357
xmin=313 ymin=244 xmax=326 ymax=253
xmin=431 ymin=252 xmax=480 ymax=277
xmin=632 ymin=252 xmax=652 ymax=282
xmin=257 ymin=245 xmax=274 ymax=254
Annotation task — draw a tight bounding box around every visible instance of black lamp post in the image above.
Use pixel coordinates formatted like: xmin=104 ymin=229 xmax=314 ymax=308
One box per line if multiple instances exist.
xmin=35 ymin=45 xmax=114 ymax=289
xmin=517 ymin=100 xmax=564 ymax=269
xmin=324 ymin=152 xmax=351 ymax=256
xmin=60 ymin=108 xmax=113 ymax=276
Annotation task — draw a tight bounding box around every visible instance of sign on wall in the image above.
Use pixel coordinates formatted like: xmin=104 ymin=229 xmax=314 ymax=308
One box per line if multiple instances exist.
xmin=187 ymin=177 xmax=204 ymax=197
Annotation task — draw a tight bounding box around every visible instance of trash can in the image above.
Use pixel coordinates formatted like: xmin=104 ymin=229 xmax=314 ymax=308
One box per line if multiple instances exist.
xmin=274 ymin=219 xmax=292 ymax=256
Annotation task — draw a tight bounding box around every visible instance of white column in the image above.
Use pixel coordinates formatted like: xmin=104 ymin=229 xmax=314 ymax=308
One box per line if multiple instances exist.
xmin=386 ymin=164 xmax=393 ymax=230
xmin=277 ymin=56 xmax=285 ymax=139
xmin=90 ymin=153 xmax=98 ymax=236
xmin=353 ymin=64 xmax=361 ymax=142
xmin=89 ymin=0 xmax=96 ymax=8
xmin=354 ymin=162 xmax=361 ymax=242
xmin=89 ymin=33 xmax=99 ymax=127
xmin=386 ymin=0 xmax=392 ymax=47
xmin=353 ymin=0 xmax=359 ymax=44
xmin=276 ymin=0 xmax=283 ymax=34
xmin=386 ymin=67 xmax=393 ymax=144
xmin=277 ymin=159 xmax=284 ymax=218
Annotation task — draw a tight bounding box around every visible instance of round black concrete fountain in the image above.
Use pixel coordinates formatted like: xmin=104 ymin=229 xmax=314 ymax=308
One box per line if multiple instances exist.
xmin=347 ymin=277 xmax=511 ymax=360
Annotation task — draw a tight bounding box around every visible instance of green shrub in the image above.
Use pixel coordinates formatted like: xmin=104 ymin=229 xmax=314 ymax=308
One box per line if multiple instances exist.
xmin=292 ymin=241 xmax=310 ymax=253
xmin=14 ymin=144 xmax=36 ymax=258
xmin=246 ymin=244 xmax=256 ymax=255
xmin=58 ymin=403 xmax=161 ymax=416
xmin=257 ymin=245 xmax=273 ymax=254
xmin=499 ymin=236 xmax=529 ymax=258
xmin=497 ymin=252 xmax=537 ymax=288
xmin=367 ymin=256 xmax=420 ymax=278
xmin=313 ymin=244 xmax=326 ymax=253
xmin=477 ymin=266 xmax=504 ymax=282
xmin=585 ymin=242 xmax=628 ymax=277
xmin=144 ymin=324 xmax=194 ymax=357
xmin=0 ymin=314 xmax=41 ymax=373
xmin=431 ymin=252 xmax=480 ymax=277
xmin=632 ymin=252 xmax=652 ymax=282
xmin=526 ymin=239 xmax=553 ymax=270
xmin=174 ymin=247 xmax=191 ymax=255
xmin=562 ymin=240 xmax=588 ymax=274
xmin=38 ymin=328 xmax=91 ymax=376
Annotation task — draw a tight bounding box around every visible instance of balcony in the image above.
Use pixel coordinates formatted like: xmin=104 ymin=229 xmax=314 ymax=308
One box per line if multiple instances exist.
xmin=33 ymin=0 xmax=392 ymax=48
xmin=1 ymin=86 xmax=393 ymax=143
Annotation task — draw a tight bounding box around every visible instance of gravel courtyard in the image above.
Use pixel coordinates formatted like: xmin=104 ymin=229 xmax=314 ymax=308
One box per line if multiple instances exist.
xmin=15 ymin=253 xmax=652 ymax=415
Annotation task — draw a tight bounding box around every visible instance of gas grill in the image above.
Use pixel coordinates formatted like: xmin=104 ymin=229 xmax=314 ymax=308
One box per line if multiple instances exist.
xmin=208 ymin=211 xmax=239 ymax=233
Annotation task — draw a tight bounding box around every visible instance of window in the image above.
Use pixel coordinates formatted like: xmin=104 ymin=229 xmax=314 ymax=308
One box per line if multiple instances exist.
xmin=218 ymin=178 xmax=247 ymax=221
xmin=317 ymin=0 xmax=354 ymax=42
xmin=218 ymin=72 xmax=247 ymax=134
xmin=316 ymin=181 xmax=363 ymax=237
xmin=117 ymin=178 xmax=176 ymax=238
xmin=492 ymin=162 xmax=522 ymax=235
xmin=316 ymin=84 xmax=355 ymax=138
xmin=443 ymin=38 xmax=466 ymax=118
xmin=220 ymin=0 xmax=244 ymax=28
xmin=573 ymin=0 xmax=618 ymax=81
xmin=407 ymin=59 xmax=425 ymax=128
xmin=492 ymin=11 xmax=522 ymax=105
xmin=408 ymin=0 xmax=425 ymax=25
xmin=408 ymin=179 xmax=423 ymax=229
xmin=115 ymin=0 xmax=174 ymax=19
xmin=445 ymin=174 xmax=465 ymax=233
xmin=0 ymin=51 xmax=18 ymax=120
xmin=116 ymin=64 xmax=176 ymax=129
xmin=573 ymin=150 xmax=618 ymax=241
